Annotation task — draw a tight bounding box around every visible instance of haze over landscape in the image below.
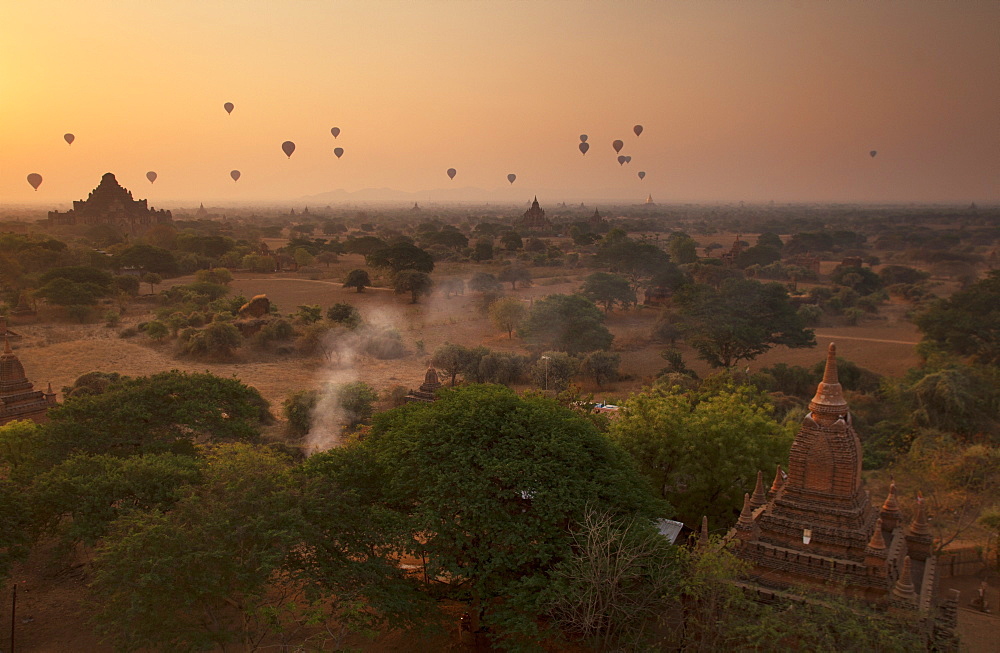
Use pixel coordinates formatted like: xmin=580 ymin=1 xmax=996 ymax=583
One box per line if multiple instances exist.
xmin=2 ymin=1 xmax=998 ymax=206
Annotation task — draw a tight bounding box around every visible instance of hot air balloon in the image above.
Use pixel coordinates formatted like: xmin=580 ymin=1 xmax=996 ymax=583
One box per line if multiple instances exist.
xmin=230 ymin=170 xmax=241 ymax=182
xmin=507 ymin=174 xmax=516 ymax=184
xmin=579 ymin=142 xmax=590 ymax=155
xmin=638 ymin=171 xmax=646 ymax=180
xmin=612 ymin=140 xmax=624 ymax=153
xmin=331 ymin=127 xmax=341 ymax=138
xmin=26 ymin=173 xmax=42 ymax=190
xmin=625 ymin=156 xmax=632 ymax=164
xmin=64 ymin=133 xmax=75 ymax=145
xmin=146 ymin=171 xmax=157 ymax=184
xmin=334 ymin=147 xmax=344 ymax=158
xmin=580 ymin=134 xmax=588 ymax=143
xmin=870 ymin=150 xmax=877 ymax=158
xmin=281 ymin=141 xmax=295 ymax=158
xmin=447 ymin=168 xmax=457 ymax=180
xmin=224 ymin=102 xmax=234 ymax=115
xmin=633 ymin=124 xmax=643 ymax=137
xmin=617 ymin=155 xmax=626 ymax=166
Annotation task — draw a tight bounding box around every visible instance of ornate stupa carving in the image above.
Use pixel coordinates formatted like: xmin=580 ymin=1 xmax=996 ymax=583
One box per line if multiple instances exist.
xmin=0 ymin=335 xmax=57 ymax=425
xmin=48 ymin=172 xmax=173 ymax=234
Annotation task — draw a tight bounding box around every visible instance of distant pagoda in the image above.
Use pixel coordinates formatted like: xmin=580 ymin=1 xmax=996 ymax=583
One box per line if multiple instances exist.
xmin=405 ymin=367 xmax=443 ymax=403
xmin=48 ymin=172 xmax=172 ymax=234
xmin=517 ymin=197 xmax=551 ymax=232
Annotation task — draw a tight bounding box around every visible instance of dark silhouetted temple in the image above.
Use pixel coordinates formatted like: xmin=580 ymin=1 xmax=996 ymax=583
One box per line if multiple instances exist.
xmin=517 ymin=197 xmax=551 ymax=232
xmin=48 ymin=173 xmax=172 ymax=234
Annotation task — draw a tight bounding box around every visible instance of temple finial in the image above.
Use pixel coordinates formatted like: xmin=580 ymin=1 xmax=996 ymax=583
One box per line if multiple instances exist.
xmin=822 ymin=342 xmax=839 ymax=385
xmin=892 ymin=556 xmax=917 ymax=601
xmin=867 ymin=518 xmax=886 ymax=551
xmin=749 ymin=470 xmax=767 ymax=508
xmin=3 ymin=334 xmax=11 ymax=355
xmin=770 ymin=464 xmax=784 ymax=495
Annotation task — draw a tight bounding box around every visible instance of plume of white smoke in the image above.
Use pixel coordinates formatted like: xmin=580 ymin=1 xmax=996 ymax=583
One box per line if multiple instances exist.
xmin=304 ymin=304 xmax=406 ymax=454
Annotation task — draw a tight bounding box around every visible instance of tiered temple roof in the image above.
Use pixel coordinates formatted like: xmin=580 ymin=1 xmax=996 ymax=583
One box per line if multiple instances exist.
xmin=517 ymin=197 xmax=551 ymax=232
xmin=48 ymin=173 xmax=172 ymax=234
xmin=0 ymin=335 xmax=57 ymax=426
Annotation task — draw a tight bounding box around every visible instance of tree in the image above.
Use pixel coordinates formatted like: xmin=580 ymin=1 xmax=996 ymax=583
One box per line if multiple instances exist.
xmin=581 ymin=272 xmax=635 ymax=313
xmin=598 ymin=238 xmax=673 ymax=301
xmin=0 ymin=478 xmax=31 ymax=582
xmin=667 ymin=234 xmax=699 ymax=264
xmin=180 ymin=321 xmax=243 ymax=359
xmin=609 ymin=382 xmax=793 ymax=527
xmin=530 ymin=351 xmax=580 ymax=392
xmin=195 ymin=268 xmax=233 ymax=285
xmin=42 ymin=371 xmax=271 ymax=461
xmin=295 ymin=304 xmax=323 ymax=324
xmin=914 ymin=270 xmax=1000 ymax=364
xmin=118 ymin=243 xmax=178 ymax=275
xmin=676 ymin=279 xmax=815 ymax=368
xmin=471 ymin=239 xmax=494 ymax=261
xmin=366 ymin=243 xmax=434 ymax=274
xmin=756 ymin=232 xmax=784 ymax=251
xmin=352 ymin=385 xmax=664 ymax=641
xmin=518 ymin=294 xmax=613 ymax=355
xmin=469 ymin=272 xmax=501 ymax=293
xmin=500 ymin=231 xmax=523 ymax=251
xmin=30 ymin=452 xmax=203 ymax=548
xmin=498 ymin=266 xmax=532 ymax=290
xmin=393 ymin=269 xmax=432 ymax=303
xmin=830 ymin=264 xmax=882 ymax=296
xmin=541 ymin=508 xmax=681 ymax=651
xmin=140 ymin=272 xmax=162 ymax=294
xmin=36 ymin=278 xmax=103 ymax=306
xmin=431 ymin=342 xmax=471 ymax=386
xmin=488 ymin=296 xmax=527 ymax=338
xmin=343 ymin=268 xmax=371 ymax=293
xmin=581 ymin=351 xmax=621 ymax=388
xmin=327 ymin=302 xmax=362 ymax=328
xmin=90 ymin=445 xmax=305 ymax=651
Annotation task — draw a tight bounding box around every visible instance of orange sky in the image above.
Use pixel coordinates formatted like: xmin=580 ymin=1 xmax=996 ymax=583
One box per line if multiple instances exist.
xmin=1 ymin=1 xmax=998 ymax=205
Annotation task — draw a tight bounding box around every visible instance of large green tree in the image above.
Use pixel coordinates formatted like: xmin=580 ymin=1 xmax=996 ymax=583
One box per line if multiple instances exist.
xmin=393 ymin=269 xmax=433 ymax=303
xmin=915 ymin=270 xmax=1000 ymax=364
xmin=676 ymin=279 xmax=815 ymax=368
xmin=609 ymin=382 xmax=793 ymax=527
xmin=43 ymin=371 xmax=272 ymax=461
xmin=580 ymin=272 xmax=635 ymax=313
xmin=488 ymin=296 xmax=527 ymax=338
xmin=366 ymin=243 xmax=434 ymax=274
xmin=518 ymin=294 xmax=613 ymax=355
xmin=349 ymin=385 xmax=664 ymax=642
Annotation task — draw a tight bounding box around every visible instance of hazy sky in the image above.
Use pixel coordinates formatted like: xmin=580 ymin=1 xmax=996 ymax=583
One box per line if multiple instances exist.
xmin=2 ymin=1 xmax=998 ymax=205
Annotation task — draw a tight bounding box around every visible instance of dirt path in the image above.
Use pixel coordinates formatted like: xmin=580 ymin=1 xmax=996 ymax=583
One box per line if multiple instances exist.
xmin=814 ymin=333 xmax=919 ymax=346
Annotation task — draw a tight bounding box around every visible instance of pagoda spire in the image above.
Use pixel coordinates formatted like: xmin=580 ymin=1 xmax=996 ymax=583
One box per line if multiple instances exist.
xmin=769 ymin=463 xmax=784 ymax=495
xmin=808 ymin=342 xmax=848 ymax=420
xmin=735 ymin=493 xmax=756 ymax=541
xmin=880 ymin=481 xmax=902 ymax=531
xmin=749 ymin=470 xmax=767 ymax=508
xmin=3 ymin=334 xmax=10 ymax=355
xmin=892 ymin=556 xmax=917 ymax=602
xmin=697 ymin=515 xmax=710 ymax=550
xmin=866 ymin=519 xmax=886 ymax=552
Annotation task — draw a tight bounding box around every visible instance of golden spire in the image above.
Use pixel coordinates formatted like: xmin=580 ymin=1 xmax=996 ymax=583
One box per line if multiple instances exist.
xmin=909 ymin=492 xmax=931 ymax=537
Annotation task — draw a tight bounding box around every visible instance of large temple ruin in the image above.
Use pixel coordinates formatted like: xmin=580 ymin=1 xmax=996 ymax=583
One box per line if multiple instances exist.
xmin=723 ymin=343 xmax=958 ymax=647
xmin=0 ymin=334 xmax=57 ymax=426
xmin=48 ymin=172 xmax=172 ymax=234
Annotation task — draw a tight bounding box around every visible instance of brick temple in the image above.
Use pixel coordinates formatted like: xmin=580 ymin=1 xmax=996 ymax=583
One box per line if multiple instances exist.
xmin=0 ymin=335 xmax=57 ymax=426
xmin=724 ymin=343 xmax=957 ymax=644
xmin=517 ymin=197 xmax=551 ymax=232
xmin=48 ymin=172 xmax=172 ymax=234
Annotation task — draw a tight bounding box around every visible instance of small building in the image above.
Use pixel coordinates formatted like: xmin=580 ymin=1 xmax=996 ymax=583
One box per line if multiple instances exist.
xmin=48 ymin=173 xmax=172 ymax=234
xmin=0 ymin=335 xmax=57 ymax=426
xmin=405 ymin=367 xmax=443 ymax=403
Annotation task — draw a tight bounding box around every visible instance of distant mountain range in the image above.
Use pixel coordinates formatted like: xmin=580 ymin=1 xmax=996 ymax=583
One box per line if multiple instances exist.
xmin=298 ymin=186 xmax=650 ymax=205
